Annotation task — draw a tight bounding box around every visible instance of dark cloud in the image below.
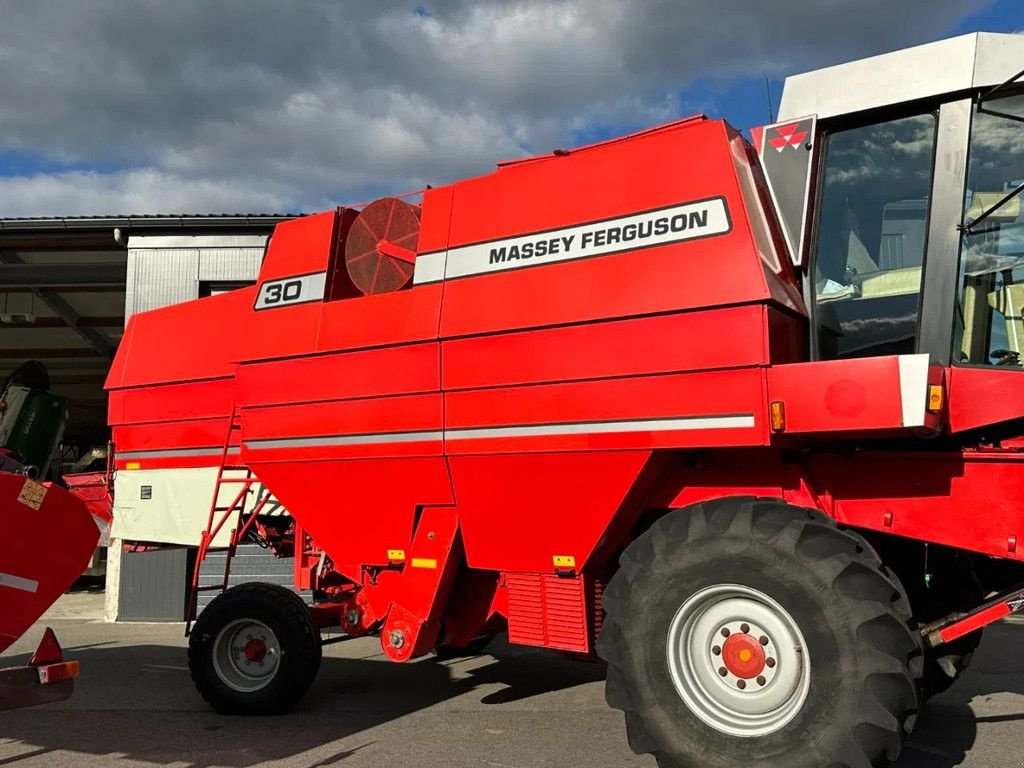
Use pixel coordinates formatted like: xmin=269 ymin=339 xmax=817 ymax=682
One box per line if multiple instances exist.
xmin=0 ymin=0 xmax=992 ymax=213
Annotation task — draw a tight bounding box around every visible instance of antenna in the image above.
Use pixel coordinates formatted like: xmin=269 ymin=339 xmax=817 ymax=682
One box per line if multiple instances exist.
xmin=765 ymin=78 xmax=775 ymax=124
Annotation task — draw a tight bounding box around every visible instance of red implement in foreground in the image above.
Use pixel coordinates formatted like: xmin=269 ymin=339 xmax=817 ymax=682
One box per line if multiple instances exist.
xmin=0 ymin=471 xmax=100 ymax=709
xmin=106 ymin=33 xmax=1024 ymax=768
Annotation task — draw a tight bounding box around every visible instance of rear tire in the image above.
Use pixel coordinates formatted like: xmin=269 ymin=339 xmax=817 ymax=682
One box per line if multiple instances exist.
xmin=867 ymin=539 xmax=984 ymax=699
xmin=922 ymin=628 xmax=982 ymax=698
xmin=598 ymin=497 xmax=922 ymax=768
xmin=908 ymin=553 xmax=984 ymax=699
xmin=189 ymin=583 xmax=321 ymax=714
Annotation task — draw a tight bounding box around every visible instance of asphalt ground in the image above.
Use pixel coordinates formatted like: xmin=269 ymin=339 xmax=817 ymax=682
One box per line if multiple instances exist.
xmin=2 ymin=593 xmax=1024 ymax=768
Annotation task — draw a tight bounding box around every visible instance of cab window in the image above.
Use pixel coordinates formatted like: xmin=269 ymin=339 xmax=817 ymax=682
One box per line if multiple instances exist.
xmin=811 ymin=113 xmax=938 ymax=359
xmin=954 ymin=92 xmax=1024 ymax=367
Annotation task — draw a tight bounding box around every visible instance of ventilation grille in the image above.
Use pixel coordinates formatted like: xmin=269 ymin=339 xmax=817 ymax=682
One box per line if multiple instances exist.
xmin=506 ymin=572 xmax=599 ymax=653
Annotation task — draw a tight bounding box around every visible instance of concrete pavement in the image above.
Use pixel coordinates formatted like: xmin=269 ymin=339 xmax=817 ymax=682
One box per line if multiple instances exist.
xmin=2 ymin=593 xmax=1024 ymax=767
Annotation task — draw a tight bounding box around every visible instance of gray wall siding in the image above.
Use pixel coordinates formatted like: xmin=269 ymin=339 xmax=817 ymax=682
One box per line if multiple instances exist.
xmin=124 ymin=234 xmax=267 ymax=319
xmin=198 ymin=247 xmax=263 ymax=282
xmin=117 ymin=547 xmax=189 ymax=621
xmin=118 ymin=545 xmax=302 ymax=621
xmin=124 ymin=248 xmax=200 ymax=317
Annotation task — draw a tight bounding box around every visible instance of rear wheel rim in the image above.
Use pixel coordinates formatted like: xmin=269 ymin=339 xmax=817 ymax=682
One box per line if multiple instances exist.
xmin=212 ymin=618 xmax=281 ymax=693
xmin=666 ymin=584 xmax=810 ymax=737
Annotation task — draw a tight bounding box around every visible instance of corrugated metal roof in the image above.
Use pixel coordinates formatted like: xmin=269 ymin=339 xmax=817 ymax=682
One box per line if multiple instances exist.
xmin=0 ymin=213 xmax=304 ymax=232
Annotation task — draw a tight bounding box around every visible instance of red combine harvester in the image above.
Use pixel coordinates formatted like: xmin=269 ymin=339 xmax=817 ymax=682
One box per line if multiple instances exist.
xmin=106 ymin=33 xmax=1024 ymax=767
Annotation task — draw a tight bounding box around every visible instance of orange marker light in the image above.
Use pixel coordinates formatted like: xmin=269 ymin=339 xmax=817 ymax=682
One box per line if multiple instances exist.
xmin=769 ymin=401 xmax=786 ymax=432
xmin=927 ymin=385 xmax=944 ymax=413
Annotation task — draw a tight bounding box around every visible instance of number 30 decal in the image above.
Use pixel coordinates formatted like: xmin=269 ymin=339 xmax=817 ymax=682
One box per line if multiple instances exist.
xmin=263 ymin=280 xmax=300 ymax=304
xmin=254 ymin=272 xmax=327 ymax=310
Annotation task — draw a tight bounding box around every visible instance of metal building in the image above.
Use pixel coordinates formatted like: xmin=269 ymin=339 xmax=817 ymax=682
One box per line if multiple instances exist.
xmin=0 ymin=214 xmax=298 ymax=620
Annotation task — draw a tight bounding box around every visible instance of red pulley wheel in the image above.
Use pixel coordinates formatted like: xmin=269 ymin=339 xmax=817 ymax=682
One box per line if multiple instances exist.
xmin=345 ymin=197 xmax=421 ymax=295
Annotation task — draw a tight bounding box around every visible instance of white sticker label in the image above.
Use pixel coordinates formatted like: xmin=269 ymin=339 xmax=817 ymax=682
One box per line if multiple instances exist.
xmin=16 ymin=479 xmax=46 ymax=511
xmin=254 ymin=271 xmax=327 ymax=310
xmin=415 ymin=197 xmax=731 ymax=284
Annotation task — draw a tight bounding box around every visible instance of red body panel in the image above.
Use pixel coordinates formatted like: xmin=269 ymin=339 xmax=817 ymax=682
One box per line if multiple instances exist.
xmin=450 ymin=451 xmax=651 ymax=573
xmin=441 ymin=306 xmax=769 ymax=391
xmin=812 ymin=451 xmax=1024 ymax=561
xmin=257 ymin=210 xmax=336 ymax=282
xmin=316 ymin=285 xmax=443 ymax=352
xmin=947 ymin=366 xmax=1024 ymax=433
xmin=107 ymin=290 xmax=255 ymax=389
xmin=237 ymin=343 xmax=439 ymax=407
xmin=769 ymin=357 xmax=908 ymax=434
xmin=114 ymin=419 xmax=233 ymax=464
xmin=109 ymin=377 xmax=234 ymax=426
xmin=63 ymin=472 xmax=113 ymax=529
xmin=443 ymin=368 xmax=767 ymax=455
xmin=248 ymin=458 xmax=452 ymax=575
xmin=440 ymin=125 xmax=770 ymax=339
xmin=0 ymin=475 xmax=101 ymax=654
xmin=242 ymin=394 xmax=444 ymax=460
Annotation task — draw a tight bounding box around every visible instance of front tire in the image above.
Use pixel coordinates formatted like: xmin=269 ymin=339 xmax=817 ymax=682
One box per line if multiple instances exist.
xmin=598 ymin=497 xmax=922 ymax=768
xmin=189 ymin=583 xmax=321 ymax=714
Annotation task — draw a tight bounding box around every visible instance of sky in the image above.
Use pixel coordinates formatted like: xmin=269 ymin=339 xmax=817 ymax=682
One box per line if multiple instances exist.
xmin=0 ymin=0 xmax=1020 ymax=216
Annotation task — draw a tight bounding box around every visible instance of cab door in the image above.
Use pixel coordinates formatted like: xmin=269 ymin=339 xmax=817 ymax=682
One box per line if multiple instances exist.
xmin=807 ymin=109 xmax=940 ymax=362
xmin=947 ymin=89 xmax=1024 ymax=433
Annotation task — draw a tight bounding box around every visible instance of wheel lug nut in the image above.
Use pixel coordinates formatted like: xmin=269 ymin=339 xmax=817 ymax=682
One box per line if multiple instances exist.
xmin=740 ymin=623 xmax=750 ymax=633
xmin=712 ymin=646 xmax=722 ymax=656
xmin=718 ymin=667 xmax=728 ymax=677
xmin=759 ymin=635 xmax=769 ymax=646
xmin=766 ymin=657 xmax=776 ymax=668
xmin=720 ymin=628 xmax=730 ymax=638
xmin=737 ymin=680 xmax=746 ymax=690
xmin=757 ymin=676 xmax=766 ymax=686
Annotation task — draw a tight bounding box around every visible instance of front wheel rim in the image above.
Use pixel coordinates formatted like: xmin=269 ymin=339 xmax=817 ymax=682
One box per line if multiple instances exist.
xmin=666 ymin=584 xmax=811 ymax=738
xmin=212 ymin=618 xmax=282 ymax=693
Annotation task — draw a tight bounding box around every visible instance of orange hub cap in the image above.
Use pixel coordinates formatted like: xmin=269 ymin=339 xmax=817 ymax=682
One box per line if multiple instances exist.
xmin=721 ymin=633 xmax=766 ymax=679
xmin=243 ymin=638 xmax=268 ymax=663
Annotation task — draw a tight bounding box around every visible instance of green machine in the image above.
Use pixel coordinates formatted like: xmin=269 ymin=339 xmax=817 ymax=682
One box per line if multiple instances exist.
xmin=0 ymin=362 xmax=68 ymax=477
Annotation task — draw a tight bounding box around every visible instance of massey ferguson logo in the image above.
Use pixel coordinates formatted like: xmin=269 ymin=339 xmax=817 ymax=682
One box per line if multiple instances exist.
xmin=415 ymin=197 xmax=732 ymax=283
xmin=768 ymin=122 xmax=809 ymax=152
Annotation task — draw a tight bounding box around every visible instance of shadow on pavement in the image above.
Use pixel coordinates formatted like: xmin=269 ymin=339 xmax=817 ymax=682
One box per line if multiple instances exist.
xmin=0 ymin=638 xmax=604 ymax=767
xmin=896 ymin=699 xmax=977 ymax=767
xmin=6 ymin=624 xmax=1024 ymax=767
xmin=895 ymin=621 xmax=1024 ymax=767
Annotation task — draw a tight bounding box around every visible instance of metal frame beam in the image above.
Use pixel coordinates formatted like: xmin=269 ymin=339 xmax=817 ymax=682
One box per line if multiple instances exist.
xmin=0 ymin=251 xmax=116 ymax=359
xmin=0 ymin=316 xmax=121 ymax=329
xmin=0 ymin=261 xmax=124 ymax=288
xmin=0 ymin=348 xmax=103 ymax=359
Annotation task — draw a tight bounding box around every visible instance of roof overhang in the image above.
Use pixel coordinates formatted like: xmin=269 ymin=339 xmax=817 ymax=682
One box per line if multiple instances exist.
xmin=0 ymin=214 xmax=298 ymax=250
xmin=778 ymin=32 xmax=1024 ymax=122
xmin=0 ymin=214 xmax=297 ymax=232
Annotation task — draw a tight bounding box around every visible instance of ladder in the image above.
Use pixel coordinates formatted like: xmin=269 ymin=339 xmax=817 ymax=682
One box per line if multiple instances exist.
xmin=185 ymin=407 xmax=271 ymax=634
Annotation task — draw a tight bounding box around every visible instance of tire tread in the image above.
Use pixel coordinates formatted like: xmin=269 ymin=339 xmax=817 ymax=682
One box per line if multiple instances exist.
xmin=599 ymin=497 xmax=921 ymax=768
xmin=188 ymin=582 xmax=321 ymax=715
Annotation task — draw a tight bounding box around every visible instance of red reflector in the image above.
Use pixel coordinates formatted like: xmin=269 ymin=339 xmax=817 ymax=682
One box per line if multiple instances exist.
xmin=37 ymin=660 xmax=79 ymax=685
xmin=29 ymin=627 xmax=64 ymax=666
